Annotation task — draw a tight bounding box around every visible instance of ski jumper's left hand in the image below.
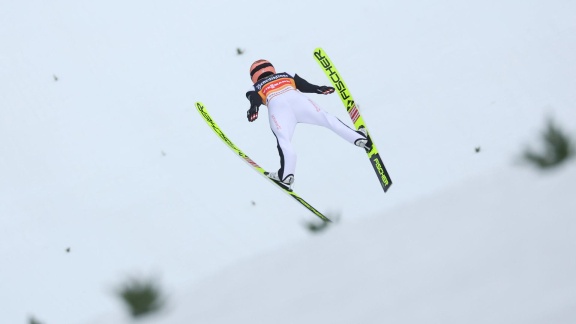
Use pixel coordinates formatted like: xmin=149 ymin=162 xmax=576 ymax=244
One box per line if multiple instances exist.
xmin=247 ymin=105 xmax=259 ymax=122
xmin=316 ymin=86 xmax=335 ymax=95
xmin=245 ymin=91 xmax=262 ymax=122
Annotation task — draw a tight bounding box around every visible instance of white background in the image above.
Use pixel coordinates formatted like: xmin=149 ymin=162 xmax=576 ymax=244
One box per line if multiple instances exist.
xmin=1 ymin=0 xmax=575 ymax=323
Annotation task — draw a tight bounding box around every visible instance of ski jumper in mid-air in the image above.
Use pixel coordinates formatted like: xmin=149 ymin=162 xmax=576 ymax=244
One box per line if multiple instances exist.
xmin=245 ymin=59 xmax=371 ymax=189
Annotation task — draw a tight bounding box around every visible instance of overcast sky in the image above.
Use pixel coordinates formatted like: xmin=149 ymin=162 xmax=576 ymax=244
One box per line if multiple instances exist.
xmin=1 ymin=0 xmax=575 ymax=323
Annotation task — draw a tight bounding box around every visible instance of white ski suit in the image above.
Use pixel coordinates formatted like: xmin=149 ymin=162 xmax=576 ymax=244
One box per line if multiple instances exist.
xmin=246 ymin=72 xmax=365 ymax=183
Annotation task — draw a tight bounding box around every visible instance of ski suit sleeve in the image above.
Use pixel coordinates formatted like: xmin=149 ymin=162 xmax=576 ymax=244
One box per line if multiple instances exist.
xmin=246 ymin=90 xmax=262 ymax=107
xmin=294 ymin=74 xmax=334 ymax=94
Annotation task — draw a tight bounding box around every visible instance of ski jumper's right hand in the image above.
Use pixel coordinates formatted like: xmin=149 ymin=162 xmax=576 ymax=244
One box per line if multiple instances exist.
xmin=247 ymin=105 xmax=259 ymax=122
xmin=316 ymin=86 xmax=335 ymax=95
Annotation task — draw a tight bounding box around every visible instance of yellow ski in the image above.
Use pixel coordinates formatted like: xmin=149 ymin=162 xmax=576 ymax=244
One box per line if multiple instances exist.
xmin=313 ymin=48 xmax=393 ymax=192
xmin=195 ymin=102 xmax=331 ymax=222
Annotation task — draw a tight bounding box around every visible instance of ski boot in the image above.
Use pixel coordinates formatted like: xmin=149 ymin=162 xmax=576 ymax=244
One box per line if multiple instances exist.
xmin=265 ymin=172 xmax=294 ymax=190
xmin=354 ymin=126 xmax=372 ymax=152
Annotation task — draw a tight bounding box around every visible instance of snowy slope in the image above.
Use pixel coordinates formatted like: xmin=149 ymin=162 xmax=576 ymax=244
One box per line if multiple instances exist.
xmin=2 ymin=0 xmax=576 ymax=323
xmin=142 ymin=163 xmax=576 ymax=324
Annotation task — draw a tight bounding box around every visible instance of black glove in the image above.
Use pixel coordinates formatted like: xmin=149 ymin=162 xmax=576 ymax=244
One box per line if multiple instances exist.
xmin=316 ymin=86 xmax=335 ymax=94
xmin=247 ymin=105 xmax=259 ymax=122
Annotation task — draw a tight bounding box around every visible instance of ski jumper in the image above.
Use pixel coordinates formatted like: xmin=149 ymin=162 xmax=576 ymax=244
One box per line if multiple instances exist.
xmin=246 ymin=72 xmax=365 ymax=182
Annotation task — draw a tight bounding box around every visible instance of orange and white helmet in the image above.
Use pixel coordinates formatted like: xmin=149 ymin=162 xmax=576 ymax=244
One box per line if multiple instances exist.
xmin=249 ymin=59 xmax=276 ymax=83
